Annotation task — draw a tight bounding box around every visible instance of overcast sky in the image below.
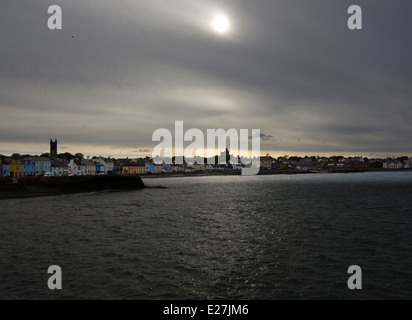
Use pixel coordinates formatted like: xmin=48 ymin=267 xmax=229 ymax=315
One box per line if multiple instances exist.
xmin=1 ymin=0 xmax=411 ymax=158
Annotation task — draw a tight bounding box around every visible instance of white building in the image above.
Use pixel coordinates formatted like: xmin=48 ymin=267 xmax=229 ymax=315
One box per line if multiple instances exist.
xmin=383 ymin=160 xmax=403 ymax=169
xmin=51 ymin=162 xmax=69 ymax=176
xmin=68 ymin=160 xmax=85 ymax=176
xmin=94 ymin=158 xmax=114 ymax=174
xmin=404 ymin=159 xmax=412 ymax=169
xmin=172 ymin=165 xmax=184 ymax=173
xmin=231 ymin=163 xmax=242 ymax=170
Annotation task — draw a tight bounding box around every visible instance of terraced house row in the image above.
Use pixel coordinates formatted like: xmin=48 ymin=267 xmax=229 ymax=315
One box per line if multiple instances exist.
xmin=0 ymin=141 xmax=240 ymax=178
xmin=0 ymin=157 xmax=51 ymax=178
xmin=0 ymin=157 xmax=116 ymax=178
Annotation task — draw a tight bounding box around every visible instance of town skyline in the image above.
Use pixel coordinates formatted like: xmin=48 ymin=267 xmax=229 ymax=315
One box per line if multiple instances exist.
xmin=2 ymin=147 xmax=411 ymax=179
xmin=0 ymin=137 xmax=411 ymax=160
xmin=1 ymin=145 xmax=411 ymax=160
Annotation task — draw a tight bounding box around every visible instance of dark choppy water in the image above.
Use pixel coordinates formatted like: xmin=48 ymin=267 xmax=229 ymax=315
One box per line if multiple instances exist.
xmin=1 ymin=172 xmax=412 ymax=299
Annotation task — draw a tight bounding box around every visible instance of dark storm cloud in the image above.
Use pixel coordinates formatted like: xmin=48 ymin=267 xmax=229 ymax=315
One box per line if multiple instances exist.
xmin=259 ymin=134 xmax=275 ymax=141
xmin=249 ymin=134 xmax=280 ymax=142
xmin=1 ymin=0 xmax=411 ymax=156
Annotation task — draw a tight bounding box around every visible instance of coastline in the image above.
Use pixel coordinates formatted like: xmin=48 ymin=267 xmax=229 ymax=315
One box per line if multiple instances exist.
xmin=0 ymin=175 xmax=145 ymax=200
xmin=1 ymin=169 xmax=410 ymax=199
xmin=140 ymin=168 xmax=411 ymax=179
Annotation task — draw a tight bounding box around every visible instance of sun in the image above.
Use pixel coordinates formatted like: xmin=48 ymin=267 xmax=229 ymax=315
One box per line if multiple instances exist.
xmin=211 ymin=14 xmax=231 ymax=34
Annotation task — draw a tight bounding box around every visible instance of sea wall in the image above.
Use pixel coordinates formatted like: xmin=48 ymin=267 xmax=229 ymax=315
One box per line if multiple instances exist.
xmin=0 ymin=175 xmax=145 ymax=199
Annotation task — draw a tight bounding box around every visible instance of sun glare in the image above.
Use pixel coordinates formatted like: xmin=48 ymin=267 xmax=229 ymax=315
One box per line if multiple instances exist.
xmin=211 ymin=14 xmax=230 ymax=34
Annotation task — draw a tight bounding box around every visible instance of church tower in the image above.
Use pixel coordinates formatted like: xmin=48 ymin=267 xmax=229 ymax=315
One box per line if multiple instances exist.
xmin=50 ymin=139 xmax=58 ymax=159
